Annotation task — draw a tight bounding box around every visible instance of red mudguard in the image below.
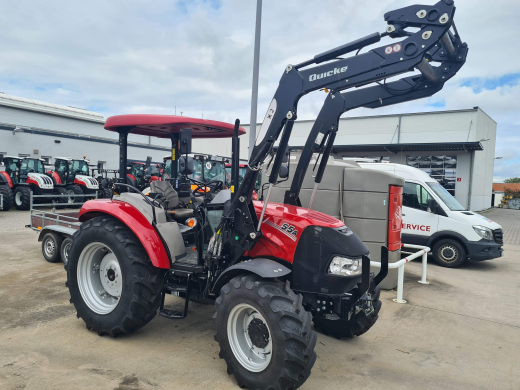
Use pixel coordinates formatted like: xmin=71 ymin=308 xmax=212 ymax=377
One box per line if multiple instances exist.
xmin=79 ymin=199 xmax=171 ymax=269
xmin=0 ymin=171 xmax=13 ymax=188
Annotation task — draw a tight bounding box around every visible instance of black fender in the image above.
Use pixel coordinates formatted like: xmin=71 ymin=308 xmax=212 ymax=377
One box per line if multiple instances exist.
xmin=211 ymin=258 xmax=291 ymax=295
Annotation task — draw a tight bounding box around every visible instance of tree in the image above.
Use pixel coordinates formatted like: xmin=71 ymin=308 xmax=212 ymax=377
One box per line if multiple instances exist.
xmin=504 ymin=177 xmax=520 ymax=183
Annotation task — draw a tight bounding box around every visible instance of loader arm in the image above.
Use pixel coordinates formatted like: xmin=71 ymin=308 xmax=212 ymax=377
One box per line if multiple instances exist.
xmin=285 ymin=42 xmax=468 ymax=205
xmin=222 ymin=0 xmax=465 ymax=261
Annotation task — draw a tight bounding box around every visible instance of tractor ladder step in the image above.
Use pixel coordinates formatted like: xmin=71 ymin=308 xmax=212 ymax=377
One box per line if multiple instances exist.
xmin=159 ymin=274 xmax=191 ymax=320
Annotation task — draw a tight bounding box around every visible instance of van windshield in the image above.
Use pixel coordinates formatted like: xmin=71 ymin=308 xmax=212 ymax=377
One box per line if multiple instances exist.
xmin=426 ymin=181 xmax=465 ymax=211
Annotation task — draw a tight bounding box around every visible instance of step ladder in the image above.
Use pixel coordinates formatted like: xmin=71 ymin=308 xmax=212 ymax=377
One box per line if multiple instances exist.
xmin=159 ymin=273 xmax=191 ymax=319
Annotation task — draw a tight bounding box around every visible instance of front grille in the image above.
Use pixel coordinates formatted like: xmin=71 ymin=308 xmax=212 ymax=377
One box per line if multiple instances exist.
xmin=493 ymin=229 xmax=503 ymax=245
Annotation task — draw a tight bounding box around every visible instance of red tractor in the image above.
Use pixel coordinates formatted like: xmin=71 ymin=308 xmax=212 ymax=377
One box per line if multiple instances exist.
xmin=65 ymin=2 xmax=466 ymax=388
xmin=0 ymin=156 xmax=58 ymax=210
xmin=127 ymin=158 xmax=161 ymax=190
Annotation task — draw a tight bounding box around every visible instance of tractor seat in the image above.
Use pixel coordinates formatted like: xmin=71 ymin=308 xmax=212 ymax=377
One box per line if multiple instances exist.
xmin=150 ymin=181 xmax=194 ymax=220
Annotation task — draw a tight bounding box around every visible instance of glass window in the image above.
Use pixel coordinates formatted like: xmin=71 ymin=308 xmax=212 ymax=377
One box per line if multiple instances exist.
xmin=55 ymin=160 xmax=68 ymax=178
xmin=71 ymin=160 xmax=89 ymax=175
xmin=407 ymin=155 xmax=458 ymax=196
xmin=426 ymin=181 xmax=465 ymax=211
xmin=20 ymin=159 xmax=44 ymax=175
xmin=403 ymin=182 xmax=432 ymax=212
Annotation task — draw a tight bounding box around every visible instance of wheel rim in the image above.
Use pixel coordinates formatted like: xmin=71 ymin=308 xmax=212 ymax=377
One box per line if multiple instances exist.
xmin=44 ymin=238 xmax=55 ymax=257
xmin=77 ymin=242 xmax=122 ymax=315
xmin=62 ymin=242 xmax=71 ymax=265
xmin=66 ymin=189 xmax=75 ymax=204
xmin=439 ymin=244 xmax=458 ymax=262
xmin=227 ymin=303 xmax=272 ymax=372
xmin=15 ymin=192 xmax=22 ymax=206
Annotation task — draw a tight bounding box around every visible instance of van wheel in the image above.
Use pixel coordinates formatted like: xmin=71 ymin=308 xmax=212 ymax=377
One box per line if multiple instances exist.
xmin=432 ymin=239 xmax=466 ymax=268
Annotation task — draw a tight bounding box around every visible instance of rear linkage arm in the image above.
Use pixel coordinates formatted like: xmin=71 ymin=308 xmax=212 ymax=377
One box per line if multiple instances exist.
xmin=223 ymin=0 xmax=463 ymax=260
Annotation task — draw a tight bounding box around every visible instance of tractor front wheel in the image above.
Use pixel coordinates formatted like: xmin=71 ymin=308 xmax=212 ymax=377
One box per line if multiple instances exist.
xmin=65 ymin=185 xmax=83 ymax=208
xmin=53 ymin=186 xmax=68 ymax=209
xmin=13 ymin=186 xmax=31 ymax=210
xmin=313 ymin=284 xmax=382 ymax=339
xmin=214 ymin=275 xmax=317 ymax=390
xmin=66 ymin=216 xmax=166 ymax=337
xmin=0 ymin=185 xmax=14 ymax=211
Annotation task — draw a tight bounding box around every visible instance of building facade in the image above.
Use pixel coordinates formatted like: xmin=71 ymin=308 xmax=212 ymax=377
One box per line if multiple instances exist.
xmin=240 ymin=107 xmax=497 ymax=211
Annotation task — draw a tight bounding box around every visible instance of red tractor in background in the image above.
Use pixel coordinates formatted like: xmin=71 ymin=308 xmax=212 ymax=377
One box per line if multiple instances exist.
xmin=0 ymin=156 xmax=58 ymax=210
xmin=127 ymin=157 xmax=161 ymax=191
xmin=48 ymin=157 xmax=100 ymax=204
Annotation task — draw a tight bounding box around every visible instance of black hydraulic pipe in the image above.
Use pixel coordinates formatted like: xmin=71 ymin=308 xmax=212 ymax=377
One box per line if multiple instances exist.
xmin=231 ymin=119 xmax=240 ymax=193
xmin=313 ymin=32 xmax=381 ymax=64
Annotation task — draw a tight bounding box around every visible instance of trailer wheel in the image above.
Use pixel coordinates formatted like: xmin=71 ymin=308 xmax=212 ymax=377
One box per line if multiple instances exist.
xmin=432 ymin=238 xmax=466 ymax=268
xmin=61 ymin=237 xmax=73 ymax=266
xmin=13 ymin=186 xmax=31 ymax=210
xmin=66 ymin=216 xmax=166 ymax=337
xmin=0 ymin=185 xmax=14 ymax=211
xmin=65 ymin=185 xmax=83 ymax=208
xmin=42 ymin=232 xmax=64 ymax=263
xmin=214 ymin=275 xmax=317 ymax=390
xmin=313 ymin=284 xmax=382 ymax=339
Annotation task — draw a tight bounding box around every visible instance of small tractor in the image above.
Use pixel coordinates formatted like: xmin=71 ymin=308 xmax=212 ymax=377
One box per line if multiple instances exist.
xmin=127 ymin=158 xmax=162 ymax=191
xmin=49 ymin=157 xmax=100 ymax=203
xmin=65 ymin=2 xmax=467 ymax=388
xmin=0 ymin=156 xmax=56 ymax=210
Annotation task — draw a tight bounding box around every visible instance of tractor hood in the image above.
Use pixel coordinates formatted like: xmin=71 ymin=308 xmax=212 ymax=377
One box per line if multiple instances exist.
xmin=74 ymin=175 xmax=99 ymax=190
xmin=451 ymin=211 xmax=502 ymax=230
xmin=27 ymin=173 xmax=54 ymax=189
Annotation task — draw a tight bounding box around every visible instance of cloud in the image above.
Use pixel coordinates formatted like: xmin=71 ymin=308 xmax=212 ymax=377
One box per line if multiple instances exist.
xmin=0 ymin=0 xmax=518 ymax=178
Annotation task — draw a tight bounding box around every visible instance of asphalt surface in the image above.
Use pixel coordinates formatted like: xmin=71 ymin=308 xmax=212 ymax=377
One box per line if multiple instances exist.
xmin=0 ymin=208 xmax=518 ymax=389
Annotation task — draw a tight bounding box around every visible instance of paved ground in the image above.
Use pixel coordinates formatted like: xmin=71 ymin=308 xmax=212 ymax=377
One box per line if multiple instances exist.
xmin=0 ymin=208 xmax=519 ymax=389
xmin=480 ymin=208 xmax=520 ymax=245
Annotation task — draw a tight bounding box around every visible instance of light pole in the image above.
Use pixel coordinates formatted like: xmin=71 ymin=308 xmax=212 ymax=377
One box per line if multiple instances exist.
xmin=248 ymin=0 xmax=262 ymax=158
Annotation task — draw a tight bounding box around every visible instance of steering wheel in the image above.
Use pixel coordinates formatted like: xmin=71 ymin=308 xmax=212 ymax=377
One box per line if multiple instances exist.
xmin=190 ymin=179 xmax=223 ymax=197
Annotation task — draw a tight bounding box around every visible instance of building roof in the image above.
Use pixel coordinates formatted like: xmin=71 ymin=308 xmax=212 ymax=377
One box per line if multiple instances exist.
xmin=0 ymin=93 xmax=104 ymax=123
xmin=280 ymin=141 xmax=484 ymax=154
xmin=493 ymin=183 xmax=520 ymax=192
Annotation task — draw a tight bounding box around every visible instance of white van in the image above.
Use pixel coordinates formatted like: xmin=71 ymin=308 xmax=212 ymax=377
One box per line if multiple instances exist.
xmin=359 ymin=163 xmax=503 ymax=268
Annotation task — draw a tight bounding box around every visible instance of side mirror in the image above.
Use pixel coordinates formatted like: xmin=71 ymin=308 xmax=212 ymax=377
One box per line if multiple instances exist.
xmin=179 ymin=129 xmax=192 ymax=154
xmin=279 ymin=164 xmax=289 ymax=179
xmin=427 ymin=198 xmax=439 ymax=214
xmin=179 ymin=156 xmax=194 ymax=175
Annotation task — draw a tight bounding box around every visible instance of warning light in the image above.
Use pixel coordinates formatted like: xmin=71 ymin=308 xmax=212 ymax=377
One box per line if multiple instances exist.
xmin=234 ymin=236 xmax=239 ymax=241
xmin=186 ymin=218 xmax=197 ymax=228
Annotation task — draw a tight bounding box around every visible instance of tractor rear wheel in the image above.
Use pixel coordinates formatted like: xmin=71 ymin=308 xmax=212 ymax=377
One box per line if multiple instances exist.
xmin=66 ymin=216 xmax=166 ymax=337
xmin=13 ymin=186 xmax=31 ymax=210
xmin=41 ymin=232 xmax=63 ymax=263
xmin=214 ymin=275 xmax=317 ymax=390
xmin=65 ymin=185 xmax=83 ymax=208
xmin=61 ymin=237 xmax=73 ymax=266
xmin=313 ymin=284 xmax=382 ymax=339
xmin=0 ymin=185 xmax=14 ymax=211
xmin=103 ymin=188 xmax=112 ymax=199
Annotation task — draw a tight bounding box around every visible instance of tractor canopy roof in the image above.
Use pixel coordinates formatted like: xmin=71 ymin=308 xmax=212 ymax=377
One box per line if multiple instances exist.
xmin=104 ymin=115 xmax=246 ymax=139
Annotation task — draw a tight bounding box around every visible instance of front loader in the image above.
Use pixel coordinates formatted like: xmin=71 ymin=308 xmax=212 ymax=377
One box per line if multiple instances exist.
xmin=65 ymin=2 xmax=467 ymax=389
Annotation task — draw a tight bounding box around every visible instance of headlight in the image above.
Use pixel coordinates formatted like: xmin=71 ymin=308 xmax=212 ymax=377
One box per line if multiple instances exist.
xmin=473 ymin=225 xmax=493 ymax=240
xmin=328 ymin=256 xmax=361 ymax=276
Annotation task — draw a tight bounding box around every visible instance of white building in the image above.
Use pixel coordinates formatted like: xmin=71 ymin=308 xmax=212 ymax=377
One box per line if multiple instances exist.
xmin=0 ymin=93 xmax=240 ymax=169
xmin=239 ymin=107 xmax=497 ymax=211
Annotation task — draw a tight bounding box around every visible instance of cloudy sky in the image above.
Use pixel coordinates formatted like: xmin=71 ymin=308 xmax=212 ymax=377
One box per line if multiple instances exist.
xmin=0 ymin=0 xmax=518 ymax=181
